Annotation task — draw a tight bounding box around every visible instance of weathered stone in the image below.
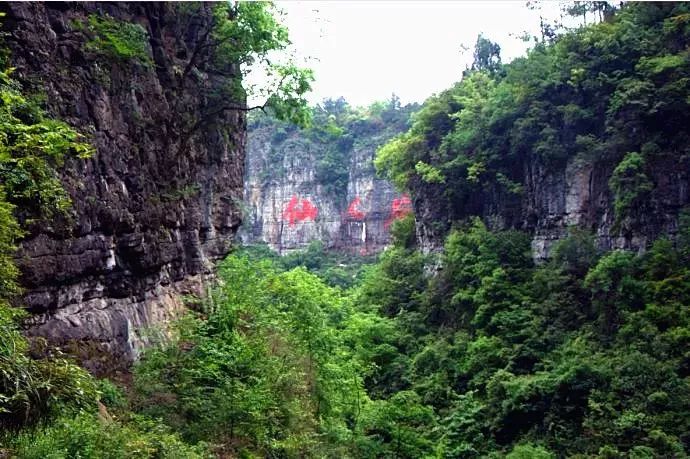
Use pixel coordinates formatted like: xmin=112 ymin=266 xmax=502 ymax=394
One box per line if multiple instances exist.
xmin=414 ymin=151 xmax=690 ymax=261
xmin=2 ymin=2 xmax=245 ymax=361
xmin=241 ymin=122 xmax=408 ymax=255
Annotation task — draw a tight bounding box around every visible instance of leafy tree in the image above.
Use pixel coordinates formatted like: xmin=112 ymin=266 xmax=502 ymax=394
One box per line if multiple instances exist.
xmin=133 ymin=255 xmax=368 ymax=456
xmin=356 ymin=391 xmax=437 ymax=458
xmin=609 ymin=152 xmax=654 ymax=225
xmin=157 ymin=2 xmax=315 ymax=135
xmin=469 ymin=34 xmax=502 ymax=74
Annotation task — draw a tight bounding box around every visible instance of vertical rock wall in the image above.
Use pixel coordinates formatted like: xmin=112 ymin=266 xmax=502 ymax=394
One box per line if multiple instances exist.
xmin=412 ymin=152 xmax=689 ymax=260
xmin=241 ymin=115 xmax=412 ymax=255
xmin=2 ymin=2 xmax=246 ymax=365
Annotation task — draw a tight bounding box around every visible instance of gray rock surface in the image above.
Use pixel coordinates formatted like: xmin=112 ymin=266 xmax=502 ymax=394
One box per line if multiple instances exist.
xmin=413 ymin=152 xmax=689 ymax=260
xmin=241 ymin=119 xmax=410 ymax=255
xmin=2 ymin=2 xmax=245 ymax=364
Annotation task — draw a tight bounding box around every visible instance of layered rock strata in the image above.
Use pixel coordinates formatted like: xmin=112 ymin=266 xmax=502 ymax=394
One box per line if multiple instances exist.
xmin=242 ymin=119 xmax=411 ymax=255
xmin=413 ymin=153 xmax=689 ymax=260
xmin=2 ymin=2 xmax=245 ymax=364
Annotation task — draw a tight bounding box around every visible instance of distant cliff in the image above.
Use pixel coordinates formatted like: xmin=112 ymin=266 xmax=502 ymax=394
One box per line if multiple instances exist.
xmin=375 ymin=3 xmax=690 ymax=260
xmin=1 ymin=2 xmax=245 ymax=365
xmin=241 ymin=98 xmax=417 ymax=254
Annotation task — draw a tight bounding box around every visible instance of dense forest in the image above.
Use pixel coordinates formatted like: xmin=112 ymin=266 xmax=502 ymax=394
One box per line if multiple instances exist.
xmin=2 ymin=1 xmax=690 ymax=458
xmin=376 ymin=1 xmax=690 ymax=246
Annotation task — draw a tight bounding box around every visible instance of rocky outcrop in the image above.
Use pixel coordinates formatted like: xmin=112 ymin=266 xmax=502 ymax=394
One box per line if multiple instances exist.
xmin=2 ymin=2 xmax=245 ymax=365
xmin=241 ymin=113 xmax=413 ymax=255
xmin=413 ymin=152 xmax=689 ymax=260
xmin=525 ymin=153 xmax=688 ymax=260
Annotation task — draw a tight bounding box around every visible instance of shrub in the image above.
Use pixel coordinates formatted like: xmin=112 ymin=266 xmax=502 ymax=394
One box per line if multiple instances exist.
xmin=506 ymin=443 xmax=556 ymax=459
xmin=609 ymin=152 xmax=653 ymax=225
xmin=96 ymin=379 xmax=128 ymax=410
xmin=82 ymin=14 xmax=152 ymax=66
xmin=5 ymin=413 xmax=208 ymax=459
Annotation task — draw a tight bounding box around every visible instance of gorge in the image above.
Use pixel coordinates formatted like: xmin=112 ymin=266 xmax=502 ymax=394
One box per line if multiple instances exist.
xmin=241 ymin=99 xmax=417 ymax=255
xmin=1 ymin=2 xmax=690 ymax=458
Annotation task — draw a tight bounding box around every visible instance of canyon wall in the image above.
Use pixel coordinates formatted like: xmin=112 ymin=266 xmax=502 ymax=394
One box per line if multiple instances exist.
xmin=241 ymin=103 xmax=416 ymax=255
xmin=2 ymin=2 xmax=245 ymax=366
xmin=411 ymin=151 xmax=689 ymax=261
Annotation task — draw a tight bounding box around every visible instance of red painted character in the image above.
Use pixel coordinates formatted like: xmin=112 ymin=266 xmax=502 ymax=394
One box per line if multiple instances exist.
xmin=347 ymin=196 xmax=367 ymax=221
xmin=385 ymin=194 xmax=412 ymax=228
xmin=283 ymin=195 xmax=318 ymax=226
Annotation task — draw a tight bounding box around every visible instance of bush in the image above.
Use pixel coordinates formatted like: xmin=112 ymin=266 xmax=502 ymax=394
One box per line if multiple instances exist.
xmin=97 ymin=379 xmax=128 ymax=410
xmin=82 ymin=14 xmax=152 ymax=65
xmin=6 ymin=413 xmax=208 ymax=459
xmin=506 ymin=443 xmax=555 ymax=459
xmin=609 ymin=152 xmax=653 ymax=225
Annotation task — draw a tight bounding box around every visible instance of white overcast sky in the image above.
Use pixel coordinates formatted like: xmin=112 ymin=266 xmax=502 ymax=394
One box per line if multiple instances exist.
xmin=267 ymin=1 xmax=567 ymax=108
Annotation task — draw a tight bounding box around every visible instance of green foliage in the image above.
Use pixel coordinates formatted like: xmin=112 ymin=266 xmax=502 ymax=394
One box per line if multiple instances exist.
xmin=82 ymin=14 xmax=152 ymax=65
xmin=209 ymin=2 xmax=314 ymax=126
xmin=376 ymin=2 xmax=690 ymax=228
xmin=0 ymin=189 xmax=19 ymax=299
xmin=550 ymin=228 xmax=599 ymax=276
xmin=415 ymin=161 xmax=445 ymax=184
xmin=4 ymin=4 xmax=690 ymax=458
xmin=2 ymin=24 xmax=190 ymax=459
xmin=132 ymin=255 xmax=369 ymax=456
xmin=239 ymin=241 xmax=375 ymax=289
xmin=346 ymin=220 xmax=690 ymax=456
xmin=390 ymin=213 xmax=417 ymax=249
xmin=356 ymin=391 xmax=437 ymax=458
xmin=0 ymin=69 xmax=94 ymax=223
xmin=0 ymin=23 xmax=97 ymax=432
xmin=263 ymin=65 xmax=314 ymax=128
xmin=506 ymin=443 xmax=555 ymax=459
xmin=233 ymin=217 xmax=690 ymax=457
xmin=0 ymin=328 xmax=98 ymax=428
xmin=609 ymin=152 xmax=654 ymax=224
xmin=251 ymin=95 xmax=418 ymax=201
xmin=96 ymin=379 xmax=128 ymax=410
xmin=6 ymin=413 xmax=208 ymax=459
xmin=375 ymin=131 xmax=420 ymax=190
xmin=470 ymin=34 xmax=502 ymax=74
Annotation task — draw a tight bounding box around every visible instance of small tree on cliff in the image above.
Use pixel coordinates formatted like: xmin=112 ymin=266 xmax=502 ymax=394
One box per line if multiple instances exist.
xmin=173 ymin=2 xmax=313 ymax=134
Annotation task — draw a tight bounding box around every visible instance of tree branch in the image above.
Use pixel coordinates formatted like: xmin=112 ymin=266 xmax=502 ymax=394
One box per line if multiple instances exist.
xmin=182 ymin=103 xmax=267 ymax=140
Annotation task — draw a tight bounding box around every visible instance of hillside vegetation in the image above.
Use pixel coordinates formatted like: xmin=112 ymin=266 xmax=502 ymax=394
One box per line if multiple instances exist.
xmin=376 ymin=2 xmax=690 ymax=234
xmin=249 ymin=96 xmax=417 ymax=203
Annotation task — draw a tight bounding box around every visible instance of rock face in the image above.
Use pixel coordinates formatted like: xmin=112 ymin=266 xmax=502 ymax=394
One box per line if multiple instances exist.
xmin=2 ymin=2 xmax=245 ymax=364
xmin=241 ymin=111 xmax=413 ymax=255
xmin=524 ymin=153 xmax=688 ymax=260
xmin=413 ymin=152 xmax=689 ymax=260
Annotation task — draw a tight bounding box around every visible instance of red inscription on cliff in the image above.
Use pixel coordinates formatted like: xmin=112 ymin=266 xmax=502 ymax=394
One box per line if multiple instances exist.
xmin=385 ymin=194 xmax=412 ymax=227
xmin=283 ymin=195 xmax=318 ymax=226
xmin=347 ymin=197 xmax=367 ymax=220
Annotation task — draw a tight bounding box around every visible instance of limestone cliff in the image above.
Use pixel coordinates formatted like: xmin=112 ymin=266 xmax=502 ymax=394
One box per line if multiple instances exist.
xmin=395 ymin=3 xmax=690 ymax=261
xmin=1 ymin=2 xmax=245 ymax=365
xmin=241 ymin=102 xmax=416 ymax=255
xmin=412 ymin=153 xmax=689 ymax=260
